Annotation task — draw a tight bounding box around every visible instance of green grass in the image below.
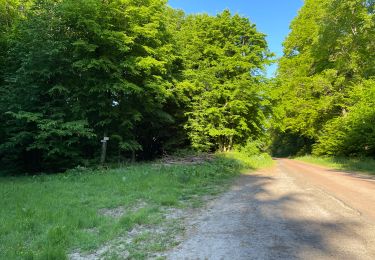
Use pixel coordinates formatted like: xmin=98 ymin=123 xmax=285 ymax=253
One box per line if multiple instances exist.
xmin=0 ymin=152 xmax=273 ymax=259
xmin=295 ymin=156 xmax=375 ymax=175
xmin=225 ymin=151 xmax=275 ymax=170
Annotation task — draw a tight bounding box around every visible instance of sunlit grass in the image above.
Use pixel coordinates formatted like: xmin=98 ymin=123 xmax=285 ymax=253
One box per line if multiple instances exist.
xmin=220 ymin=151 xmax=275 ymax=170
xmin=295 ymin=156 xmax=375 ymax=176
xmin=0 ymin=152 xmax=273 ymax=259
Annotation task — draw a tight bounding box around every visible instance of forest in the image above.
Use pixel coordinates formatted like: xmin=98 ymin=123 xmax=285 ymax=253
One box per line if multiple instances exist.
xmin=0 ymin=0 xmax=374 ymax=175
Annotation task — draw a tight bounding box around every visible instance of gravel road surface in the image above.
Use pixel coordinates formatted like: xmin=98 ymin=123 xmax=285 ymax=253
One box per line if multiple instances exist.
xmin=167 ymin=159 xmax=375 ymax=260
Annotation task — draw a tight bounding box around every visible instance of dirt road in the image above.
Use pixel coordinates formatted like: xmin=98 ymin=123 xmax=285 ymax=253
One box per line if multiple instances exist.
xmin=167 ymin=159 xmax=375 ymax=260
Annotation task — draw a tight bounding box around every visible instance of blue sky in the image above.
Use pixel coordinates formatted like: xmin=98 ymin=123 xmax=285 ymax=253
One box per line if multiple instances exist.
xmin=167 ymin=0 xmax=304 ymax=77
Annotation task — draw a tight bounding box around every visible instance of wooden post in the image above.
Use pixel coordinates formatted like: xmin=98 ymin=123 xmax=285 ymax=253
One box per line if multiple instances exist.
xmin=100 ymin=135 xmax=109 ymax=165
xmin=131 ymin=150 xmax=135 ymax=163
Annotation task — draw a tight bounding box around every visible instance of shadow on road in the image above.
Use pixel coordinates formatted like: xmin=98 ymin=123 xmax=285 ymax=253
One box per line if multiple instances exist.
xmin=168 ymin=160 xmax=375 ymax=259
xmin=223 ymin=173 xmax=367 ymax=259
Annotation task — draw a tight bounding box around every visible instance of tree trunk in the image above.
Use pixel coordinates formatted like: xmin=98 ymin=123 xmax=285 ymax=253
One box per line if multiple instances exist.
xmin=229 ymin=135 xmax=233 ymax=151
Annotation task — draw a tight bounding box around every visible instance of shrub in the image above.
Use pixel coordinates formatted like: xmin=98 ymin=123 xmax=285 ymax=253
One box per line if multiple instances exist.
xmin=313 ymin=80 xmax=375 ymax=157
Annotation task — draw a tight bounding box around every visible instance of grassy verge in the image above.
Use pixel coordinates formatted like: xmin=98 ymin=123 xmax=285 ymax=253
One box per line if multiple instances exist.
xmin=0 ymin=152 xmax=273 ymax=259
xmin=295 ymin=156 xmax=375 ymax=176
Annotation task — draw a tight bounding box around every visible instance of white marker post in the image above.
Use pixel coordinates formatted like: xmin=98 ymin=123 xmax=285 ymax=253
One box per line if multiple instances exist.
xmin=100 ymin=136 xmax=110 ymax=164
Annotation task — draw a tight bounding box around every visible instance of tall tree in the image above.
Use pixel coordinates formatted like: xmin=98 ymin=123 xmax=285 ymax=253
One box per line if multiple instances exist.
xmin=1 ymin=0 xmax=96 ymax=172
xmin=175 ymin=10 xmax=272 ymax=151
xmin=0 ymin=0 xmax=179 ymax=173
xmin=274 ymin=0 xmax=375 ymax=157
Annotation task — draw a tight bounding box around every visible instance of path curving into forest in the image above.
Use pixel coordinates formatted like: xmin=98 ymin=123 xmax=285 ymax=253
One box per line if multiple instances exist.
xmin=166 ymin=159 xmax=375 ymax=259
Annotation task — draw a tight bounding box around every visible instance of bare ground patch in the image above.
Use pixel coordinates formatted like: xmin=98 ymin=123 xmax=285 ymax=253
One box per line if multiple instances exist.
xmin=98 ymin=201 xmax=148 ymax=219
xmin=69 ymin=201 xmax=208 ymax=260
xmin=69 ymin=190 xmax=222 ymax=260
xmin=159 ymin=154 xmax=214 ymax=166
xmin=98 ymin=207 xmax=126 ymax=219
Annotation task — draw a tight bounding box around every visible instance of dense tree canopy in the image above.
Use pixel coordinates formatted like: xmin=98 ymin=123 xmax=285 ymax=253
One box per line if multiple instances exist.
xmin=3 ymin=0 xmax=372 ymax=174
xmin=0 ymin=1 xmax=271 ymax=174
xmin=273 ymin=0 xmax=375 ymax=157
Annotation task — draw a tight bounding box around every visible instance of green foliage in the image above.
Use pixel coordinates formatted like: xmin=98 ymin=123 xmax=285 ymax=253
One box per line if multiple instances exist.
xmin=0 ymin=111 xmax=94 ymax=172
xmin=237 ymin=140 xmax=261 ymax=156
xmin=174 ymin=10 xmax=272 ymax=152
xmin=270 ymin=130 xmax=314 ymax=157
xmin=274 ymin=0 xmax=375 ymax=157
xmin=0 ymin=2 xmax=272 ymax=173
xmin=0 ymin=0 xmax=183 ymax=173
xmin=313 ymin=80 xmax=375 ymax=156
